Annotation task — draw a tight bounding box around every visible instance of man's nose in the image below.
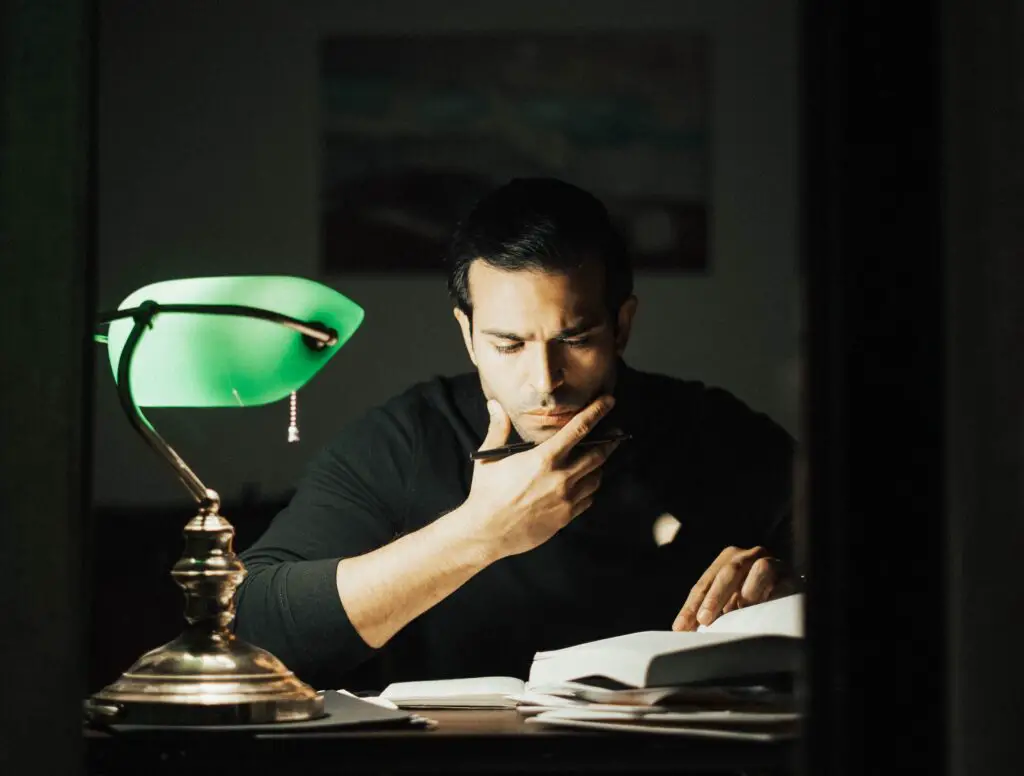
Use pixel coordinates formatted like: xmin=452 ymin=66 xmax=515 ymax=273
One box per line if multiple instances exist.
xmin=528 ymin=343 xmax=565 ymax=395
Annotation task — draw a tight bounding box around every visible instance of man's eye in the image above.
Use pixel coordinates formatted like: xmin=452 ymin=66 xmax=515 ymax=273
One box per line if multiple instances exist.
xmin=494 ymin=342 xmax=523 ymax=354
xmin=563 ymin=337 xmax=591 ymax=348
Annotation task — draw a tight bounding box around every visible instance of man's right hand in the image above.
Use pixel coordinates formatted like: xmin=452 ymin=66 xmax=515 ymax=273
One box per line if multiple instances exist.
xmin=464 ymin=395 xmax=620 ymax=560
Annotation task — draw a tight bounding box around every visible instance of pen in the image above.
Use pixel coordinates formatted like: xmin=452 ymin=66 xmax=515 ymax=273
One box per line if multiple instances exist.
xmin=470 ymin=429 xmax=631 ymax=461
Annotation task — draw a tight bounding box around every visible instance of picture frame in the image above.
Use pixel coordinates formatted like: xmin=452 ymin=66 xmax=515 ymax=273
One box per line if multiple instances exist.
xmin=319 ymin=32 xmax=710 ymax=273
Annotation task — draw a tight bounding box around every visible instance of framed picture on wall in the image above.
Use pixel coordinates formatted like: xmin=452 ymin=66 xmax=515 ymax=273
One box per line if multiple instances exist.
xmin=319 ymin=32 xmax=709 ymax=273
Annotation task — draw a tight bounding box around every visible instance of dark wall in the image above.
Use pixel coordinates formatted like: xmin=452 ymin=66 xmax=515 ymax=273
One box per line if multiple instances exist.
xmin=0 ymin=1 xmax=94 ymax=772
xmin=944 ymin=0 xmax=1024 ymax=772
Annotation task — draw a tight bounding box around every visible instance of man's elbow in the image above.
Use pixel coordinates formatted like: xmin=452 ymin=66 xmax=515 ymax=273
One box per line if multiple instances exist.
xmin=232 ymin=562 xmax=377 ymax=685
xmin=232 ymin=569 xmax=300 ymax=666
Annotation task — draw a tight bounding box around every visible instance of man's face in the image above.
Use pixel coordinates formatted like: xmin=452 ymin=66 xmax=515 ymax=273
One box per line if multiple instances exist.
xmin=454 ymin=260 xmax=637 ymax=443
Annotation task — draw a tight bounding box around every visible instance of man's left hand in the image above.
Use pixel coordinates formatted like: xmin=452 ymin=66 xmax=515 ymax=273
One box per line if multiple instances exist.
xmin=672 ymin=546 xmax=790 ymax=631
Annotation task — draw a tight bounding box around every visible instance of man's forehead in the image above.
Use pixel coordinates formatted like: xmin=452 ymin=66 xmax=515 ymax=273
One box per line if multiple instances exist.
xmin=466 ymin=260 xmax=605 ymax=309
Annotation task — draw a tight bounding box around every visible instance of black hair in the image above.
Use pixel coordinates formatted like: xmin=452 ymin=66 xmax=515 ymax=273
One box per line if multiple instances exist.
xmin=446 ymin=178 xmax=633 ymax=323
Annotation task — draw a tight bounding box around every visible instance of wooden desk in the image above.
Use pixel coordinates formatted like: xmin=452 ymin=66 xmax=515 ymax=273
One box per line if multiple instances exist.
xmin=85 ymin=709 xmax=797 ymax=775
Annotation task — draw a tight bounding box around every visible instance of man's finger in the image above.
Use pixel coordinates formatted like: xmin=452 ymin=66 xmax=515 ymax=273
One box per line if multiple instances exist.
xmin=540 ymin=395 xmax=615 ymax=461
xmin=674 ymin=546 xmax=742 ymax=630
xmin=672 ymin=562 xmax=721 ymax=631
xmin=722 ymin=591 xmax=741 ymax=614
xmin=565 ymin=441 xmax=619 ymax=485
xmin=740 ymin=556 xmax=779 ymax=604
xmin=570 ymin=495 xmax=595 ymax=519
xmin=696 ymin=558 xmax=749 ymax=627
xmin=570 ymin=468 xmax=602 ymax=502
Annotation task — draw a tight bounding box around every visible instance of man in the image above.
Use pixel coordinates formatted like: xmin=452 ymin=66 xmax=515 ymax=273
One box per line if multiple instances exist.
xmin=235 ymin=178 xmax=796 ymax=692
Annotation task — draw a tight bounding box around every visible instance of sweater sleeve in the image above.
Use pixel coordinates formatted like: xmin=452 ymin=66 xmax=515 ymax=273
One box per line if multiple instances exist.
xmin=234 ymin=402 xmax=418 ymax=682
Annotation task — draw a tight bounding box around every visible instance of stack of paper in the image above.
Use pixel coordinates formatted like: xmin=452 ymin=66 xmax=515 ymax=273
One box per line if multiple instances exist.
xmin=512 ymin=681 xmax=798 ymax=740
xmin=374 ymin=594 xmax=804 ymax=738
xmin=523 ymin=707 xmax=799 ymax=740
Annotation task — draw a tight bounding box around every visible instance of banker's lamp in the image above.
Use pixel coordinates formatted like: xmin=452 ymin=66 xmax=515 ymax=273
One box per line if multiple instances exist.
xmin=83 ymin=275 xmax=364 ymax=726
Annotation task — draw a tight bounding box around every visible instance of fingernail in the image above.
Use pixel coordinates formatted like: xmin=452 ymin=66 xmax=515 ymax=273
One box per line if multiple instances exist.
xmin=697 ymin=608 xmax=713 ymax=626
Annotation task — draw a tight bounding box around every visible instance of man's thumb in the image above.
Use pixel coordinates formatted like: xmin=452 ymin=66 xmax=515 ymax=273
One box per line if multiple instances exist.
xmin=479 ymin=399 xmax=511 ymax=451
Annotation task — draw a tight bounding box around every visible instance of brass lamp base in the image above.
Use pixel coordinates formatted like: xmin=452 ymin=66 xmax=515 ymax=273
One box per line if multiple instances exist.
xmin=85 ymin=505 xmax=324 ymax=726
xmin=84 ymin=631 xmax=324 ymax=726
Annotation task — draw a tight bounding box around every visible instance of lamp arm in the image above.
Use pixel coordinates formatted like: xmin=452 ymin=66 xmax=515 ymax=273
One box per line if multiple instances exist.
xmin=98 ymin=303 xmax=339 ymax=349
xmin=116 ymin=301 xmax=220 ymax=513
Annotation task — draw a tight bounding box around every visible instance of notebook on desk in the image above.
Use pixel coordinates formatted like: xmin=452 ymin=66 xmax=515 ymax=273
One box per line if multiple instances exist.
xmin=377 ymin=595 xmax=804 ymax=709
xmin=380 ymin=676 xmax=526 ymax=709
xmin=93 ymin=691 xmax=422 ymax=735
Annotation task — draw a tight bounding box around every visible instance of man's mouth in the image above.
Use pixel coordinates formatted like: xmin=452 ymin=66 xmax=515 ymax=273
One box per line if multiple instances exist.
xmin=522 ymin=408 xmax=579 ymax=425
xmin=523 ymin=407 xmax=578 ymax=417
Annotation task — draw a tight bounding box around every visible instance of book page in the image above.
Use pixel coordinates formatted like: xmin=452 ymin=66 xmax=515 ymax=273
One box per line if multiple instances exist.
xmin=534 ymin=629 xmax=757 ymax=661
xmin=529 ymin=630 xmax=767 ymax=688
xmin=697 ymin=593 xmax=804 ymax=637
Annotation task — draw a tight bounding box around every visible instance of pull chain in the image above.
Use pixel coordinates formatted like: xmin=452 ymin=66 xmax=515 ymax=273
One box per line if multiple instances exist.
xmin=287 ymin=391 xmax=300 ymax=443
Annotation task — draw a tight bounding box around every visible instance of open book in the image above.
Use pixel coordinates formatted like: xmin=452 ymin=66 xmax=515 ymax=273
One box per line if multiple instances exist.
xmin=377 ymin=594 xmax=803 ymax=709
xmin=528 ymin=594 xmax=802 ymax=689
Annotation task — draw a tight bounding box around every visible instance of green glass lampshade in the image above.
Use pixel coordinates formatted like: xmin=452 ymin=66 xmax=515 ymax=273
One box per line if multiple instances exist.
xmin=104 ymin=275 xmax=363 ymax=407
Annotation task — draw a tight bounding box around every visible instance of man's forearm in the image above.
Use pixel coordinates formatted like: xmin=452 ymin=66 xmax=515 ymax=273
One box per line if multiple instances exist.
xmin=335 ymin=501 xmax=498 ymax=649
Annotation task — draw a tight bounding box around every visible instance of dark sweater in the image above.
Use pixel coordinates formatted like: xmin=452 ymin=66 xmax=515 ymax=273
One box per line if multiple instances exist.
xmin=235 ymin=362 xmax=795 ymax=692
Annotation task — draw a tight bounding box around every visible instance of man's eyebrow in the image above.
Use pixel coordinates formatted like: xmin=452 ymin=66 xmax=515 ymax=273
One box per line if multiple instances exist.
xmin=479 ymin=322 xmax=603 ymax=341
xmin=555 ymin=321 xmax=602 ymax=338
xmin=479 ymin=329 xmax=525 ymax=341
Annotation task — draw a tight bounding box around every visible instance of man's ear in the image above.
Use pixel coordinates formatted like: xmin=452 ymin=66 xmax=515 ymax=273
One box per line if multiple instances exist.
xmin=453 ymin=307 xmax=477 ymax=367
xmin=614 ymin=295 xmax=638 ymax=356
